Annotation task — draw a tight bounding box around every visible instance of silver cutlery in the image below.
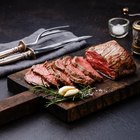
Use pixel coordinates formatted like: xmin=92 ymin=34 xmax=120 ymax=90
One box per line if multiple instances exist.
xmin=0 ymin=25 xmax=69 ymax=59
xmin=0 ymin=36 xmax=92 ymax=65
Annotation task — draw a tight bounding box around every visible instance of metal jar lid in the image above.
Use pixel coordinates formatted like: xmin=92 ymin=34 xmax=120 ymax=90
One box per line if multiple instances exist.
xmin=133 ymin=20 xmax=140 ymax=30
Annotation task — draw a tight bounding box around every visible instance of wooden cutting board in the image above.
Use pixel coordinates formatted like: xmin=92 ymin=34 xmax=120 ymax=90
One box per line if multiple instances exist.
xmin=0 ymin=62 xmax=138 ymax=123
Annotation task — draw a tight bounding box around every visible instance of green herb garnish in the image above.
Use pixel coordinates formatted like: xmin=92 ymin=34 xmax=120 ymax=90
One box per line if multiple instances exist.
xmin=31 ymin=85 xmax=95 ymax=107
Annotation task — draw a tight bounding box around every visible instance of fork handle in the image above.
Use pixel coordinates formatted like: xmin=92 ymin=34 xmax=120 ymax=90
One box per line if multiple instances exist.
xmin=0 ymin=49 xmax=35 ymax=65
xmin=0 ymin=41 xmax=26 ymax=59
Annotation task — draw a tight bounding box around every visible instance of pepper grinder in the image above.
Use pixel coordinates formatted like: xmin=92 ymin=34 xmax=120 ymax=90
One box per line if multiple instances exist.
xmin=123 ymin=8 xmax=140 ymax=17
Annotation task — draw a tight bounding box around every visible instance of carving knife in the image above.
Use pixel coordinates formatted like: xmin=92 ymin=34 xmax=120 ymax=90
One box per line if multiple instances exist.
xmin=0 ymin=36 xmax=92 ymax=65
xmin=0 ymin=25 xmax=70 ymax=59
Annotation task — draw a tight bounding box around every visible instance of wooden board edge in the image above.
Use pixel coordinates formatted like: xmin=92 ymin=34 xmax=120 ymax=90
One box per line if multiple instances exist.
xmin=65 ymin=80 xmax=140 ymax=122
xmin=6 ymin=69 xmax=140 ymax=123
xmin=0 ymin=91 xmax=41 ymax=126
xmin=1 ymin=80 xmax=140 ymax=123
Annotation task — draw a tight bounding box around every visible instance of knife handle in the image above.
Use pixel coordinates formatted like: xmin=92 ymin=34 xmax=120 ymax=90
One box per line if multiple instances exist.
xmin=0 ymin=49 xmax=36 ymax=65
xmin=0 ymin=41 xmax=26 ymax=59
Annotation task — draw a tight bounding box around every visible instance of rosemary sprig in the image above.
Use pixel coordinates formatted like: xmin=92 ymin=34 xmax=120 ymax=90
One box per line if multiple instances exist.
xmin=31 ymin=85 xmax=95 ymax=107
xmin=31 ymin=85 xmax=57 ymax=96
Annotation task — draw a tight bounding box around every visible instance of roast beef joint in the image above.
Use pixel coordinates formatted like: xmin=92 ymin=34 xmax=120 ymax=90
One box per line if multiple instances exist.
xmin=24 ymin=40 xmax=136 ymax=87
xmin=86 ymin=40 xmax=136 ymax=79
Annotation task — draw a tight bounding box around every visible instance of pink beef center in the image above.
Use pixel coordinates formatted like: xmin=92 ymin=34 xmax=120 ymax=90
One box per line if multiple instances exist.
xmin=86 ymin=51 xmax=116 ymax=78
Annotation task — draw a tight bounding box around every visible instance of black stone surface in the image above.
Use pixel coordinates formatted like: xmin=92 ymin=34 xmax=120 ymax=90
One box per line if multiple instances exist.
xmin=0 ymin=0 xmax=140 ymax=139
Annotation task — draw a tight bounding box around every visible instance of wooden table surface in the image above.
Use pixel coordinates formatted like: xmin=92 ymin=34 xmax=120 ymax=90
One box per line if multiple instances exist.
xmin=0 ymin=0 xmax=140 ymax=139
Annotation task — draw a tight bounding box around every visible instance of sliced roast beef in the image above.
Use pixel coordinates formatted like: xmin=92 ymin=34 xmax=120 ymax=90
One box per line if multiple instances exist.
xmin=53 ymin=57 xmax=94 ymax=85
xmin=52 ymin=67 xmax=73 ymax=86
xmin=66 ymin=74 xmax=91 ymax=85
xmin=44 ymin=62 xmax=73 ymax=86
xmin=62 ymin=56 xmax=72 ymax=66
xmin=71 ymin=56 xmax=103 ymax=82
xmin=86 ymin=40 xmax=136 ymax=79
xmin=54 ymin=58 xmax=65 ymax=71
xmin=33 ymin=64 xmax=58 ymax=86
xmin=53 ymin=56 xmax=72 ymax=71
xmin=51 ymin=56 xmax=94 ymax=85
xmin=24 ymin=68 xmax=49 ymax=86
xmin=65 ymin=63 xmax=94 ymax=85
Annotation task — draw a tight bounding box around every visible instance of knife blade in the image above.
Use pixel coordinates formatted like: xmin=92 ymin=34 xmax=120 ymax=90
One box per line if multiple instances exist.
xmin=0 ymin=36 xmax=92 ymax=65
xmin=34 ymin=36 xmax=91 ymax=54
xmin=0 ymin=25 xmax=70 ymax=59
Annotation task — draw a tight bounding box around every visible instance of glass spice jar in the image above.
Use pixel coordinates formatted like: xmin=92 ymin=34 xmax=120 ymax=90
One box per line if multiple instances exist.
xmin=132 ymin=20 xmax=140 ymax=55
xmin=108 ymin=17 xmax=130 ymax=38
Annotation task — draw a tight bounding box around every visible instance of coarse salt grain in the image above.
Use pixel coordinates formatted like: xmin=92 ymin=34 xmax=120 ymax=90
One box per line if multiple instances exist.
xmin=112 ymin=24 xmax=125 ymax=35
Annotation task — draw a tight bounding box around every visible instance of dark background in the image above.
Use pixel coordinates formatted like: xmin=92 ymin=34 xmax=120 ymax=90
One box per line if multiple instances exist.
xmin=0 ymin=0 xmax=140 ymax=139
